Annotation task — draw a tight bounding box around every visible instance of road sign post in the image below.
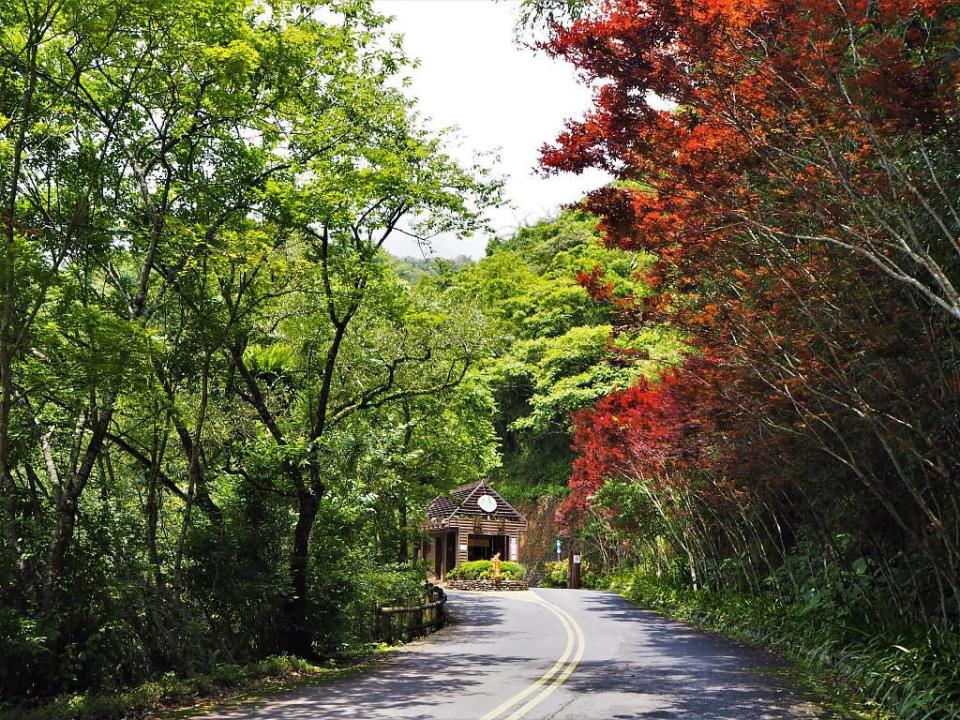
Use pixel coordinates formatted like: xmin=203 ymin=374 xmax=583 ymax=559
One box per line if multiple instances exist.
xmin=567 ymin=549 xmax=581 ymax=589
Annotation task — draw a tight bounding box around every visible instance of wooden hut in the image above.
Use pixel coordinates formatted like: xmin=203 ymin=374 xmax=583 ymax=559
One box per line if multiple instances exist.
xmin=423 ymin=480 xmax=528 ymax=579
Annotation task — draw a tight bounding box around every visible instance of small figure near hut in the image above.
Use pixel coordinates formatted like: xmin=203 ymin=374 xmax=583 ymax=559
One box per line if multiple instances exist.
xmin=492 ymin=552 xmax=502 ymax=587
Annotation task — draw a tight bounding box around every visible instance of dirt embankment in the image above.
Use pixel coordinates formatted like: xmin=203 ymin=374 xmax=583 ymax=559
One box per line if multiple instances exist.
xmin=515 ymin=496 xmax=563 ymax=583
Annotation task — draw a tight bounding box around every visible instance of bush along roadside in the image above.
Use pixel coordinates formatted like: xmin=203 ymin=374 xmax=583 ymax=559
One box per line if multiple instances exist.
xmin=537 ymin=559 xmax=604 ymax=589
xmin=0 ymin=563 xmax=432 ymax=720
xmin=603 ymin=569 xmax=960 ymax=719
xmin=445 ymin=560 xmax=526 ymax=581
xmin=0 ymin=654 xmax=382 ymax=720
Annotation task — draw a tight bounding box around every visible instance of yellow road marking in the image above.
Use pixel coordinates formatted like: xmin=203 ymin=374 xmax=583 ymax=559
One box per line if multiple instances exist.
xmin=505 ymin=601 xmax=585 ymax=720
xmin=478 ymin=597 xmax=573 ymax=720
xmin=480 ymin=593 xmax=585 ymax=720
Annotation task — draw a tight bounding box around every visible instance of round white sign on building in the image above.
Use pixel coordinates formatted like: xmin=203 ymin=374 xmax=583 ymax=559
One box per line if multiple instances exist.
xmin=477 ymin=494 xmax=498 ymax=513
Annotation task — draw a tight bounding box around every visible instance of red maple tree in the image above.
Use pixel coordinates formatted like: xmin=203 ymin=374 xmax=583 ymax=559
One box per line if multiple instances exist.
xmin=544 ymin=0 xmax=960 ymax=620
xmin=542 ymin=0 xmax=960 ymax=321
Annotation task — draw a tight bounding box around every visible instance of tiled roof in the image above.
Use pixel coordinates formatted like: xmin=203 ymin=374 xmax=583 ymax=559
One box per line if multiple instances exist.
xmin=426 ymin=480 xmax=526 ymax=524
xmin=450 ymin=480 xmax=485 ymax=496
xmin=426 ymin=494 xmax=457 ymax=520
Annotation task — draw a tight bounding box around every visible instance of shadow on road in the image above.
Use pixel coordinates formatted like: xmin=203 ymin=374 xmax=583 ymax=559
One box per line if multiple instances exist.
xmin=203 ymin=593 xmax=531 ymax=720
xmin=203 ymin=590 xmax=832 ymax=720
xmin=561 ymin=591 xmax=831 ymax=719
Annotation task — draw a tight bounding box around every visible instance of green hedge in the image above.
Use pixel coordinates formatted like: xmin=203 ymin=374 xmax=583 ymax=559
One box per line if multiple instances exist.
xmin=447 ymin=560 xmax=526 ymax=581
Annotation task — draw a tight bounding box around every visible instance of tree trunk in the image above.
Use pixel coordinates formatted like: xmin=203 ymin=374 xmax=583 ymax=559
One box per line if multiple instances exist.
xmin=42 ymin=394 xmax=116 ymax=612
xmin=0 ymin=29 xmax=42 ymax=569
xmin=285 ymin=488 xmax=320 ymax=658
xmin=398 ymin=498 xmax=408 ymax=563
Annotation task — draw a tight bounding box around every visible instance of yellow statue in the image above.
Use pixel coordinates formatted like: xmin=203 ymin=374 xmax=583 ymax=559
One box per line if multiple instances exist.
xmin=492 ymin=552 xmax=502 ymax=586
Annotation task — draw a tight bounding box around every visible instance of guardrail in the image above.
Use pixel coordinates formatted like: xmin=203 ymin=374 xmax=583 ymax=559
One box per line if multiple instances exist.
xmin=374 ymin=584 xmax=447 ymax=644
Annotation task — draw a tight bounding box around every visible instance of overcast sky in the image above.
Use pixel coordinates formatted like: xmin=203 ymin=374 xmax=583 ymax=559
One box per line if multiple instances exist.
xmin=374 ymin=0 xmax=609 ymax=259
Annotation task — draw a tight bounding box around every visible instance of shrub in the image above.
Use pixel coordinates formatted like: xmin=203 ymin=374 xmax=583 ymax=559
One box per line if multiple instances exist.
xmin=446 ymin=560 xmax=526 ymax=581
xmin=538 ymin=559 xmax=601 ymax=588
xmin=541 ymin=560 xmax=568 ymax=588
xmin=615 ymin=568 xmax=960 ymax=719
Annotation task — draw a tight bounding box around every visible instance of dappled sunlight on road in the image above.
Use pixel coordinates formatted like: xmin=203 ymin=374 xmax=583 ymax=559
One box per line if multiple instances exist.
xmin=199 ymin=590 xmax=831 ymax=720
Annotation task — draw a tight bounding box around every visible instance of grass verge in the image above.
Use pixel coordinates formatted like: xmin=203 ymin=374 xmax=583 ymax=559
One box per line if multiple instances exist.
xmin=602 ymin=570 xmax=960 ymax=719
xmin=0 ymin=651 xmax=390 ymax=720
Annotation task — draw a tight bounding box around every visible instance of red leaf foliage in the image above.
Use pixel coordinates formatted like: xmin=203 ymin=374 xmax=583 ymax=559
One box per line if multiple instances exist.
xmin=541 ymin=0 xmax=960 ymax=319
xmin=545 ymin=3 xmax=960 ymax=617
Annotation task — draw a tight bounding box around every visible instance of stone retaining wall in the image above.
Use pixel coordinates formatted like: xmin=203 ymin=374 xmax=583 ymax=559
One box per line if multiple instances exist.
xmin=446 ymin=579 xmax=528 ymax=591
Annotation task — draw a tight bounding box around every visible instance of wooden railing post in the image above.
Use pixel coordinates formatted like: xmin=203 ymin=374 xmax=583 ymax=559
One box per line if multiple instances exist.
xmin=373 ymin=585 xmax=446 ymax=644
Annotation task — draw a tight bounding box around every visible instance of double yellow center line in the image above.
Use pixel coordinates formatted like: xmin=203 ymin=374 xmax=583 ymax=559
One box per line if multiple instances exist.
xmin=480 ymin=593 xmax=586 ymax=720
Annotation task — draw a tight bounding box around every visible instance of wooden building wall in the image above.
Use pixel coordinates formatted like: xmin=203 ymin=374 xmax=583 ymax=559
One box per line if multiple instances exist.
xmin=448 ymin=517 xmax=526 ymax=566
xmin=425 ymin=517 xmax=527 ymax=577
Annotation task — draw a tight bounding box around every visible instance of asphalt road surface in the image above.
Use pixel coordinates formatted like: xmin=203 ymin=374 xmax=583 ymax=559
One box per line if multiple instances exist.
xmin=199 ymin=589 xmax=832 ymax=720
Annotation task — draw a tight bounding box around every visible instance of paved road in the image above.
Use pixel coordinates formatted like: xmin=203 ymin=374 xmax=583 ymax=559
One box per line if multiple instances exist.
xmin=200 ymin=589 xmax=831 ymax=720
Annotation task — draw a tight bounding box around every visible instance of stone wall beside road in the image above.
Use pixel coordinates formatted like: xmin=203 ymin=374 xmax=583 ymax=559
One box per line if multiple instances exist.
xmin=446 ymin=579 xmax=528 ymax=591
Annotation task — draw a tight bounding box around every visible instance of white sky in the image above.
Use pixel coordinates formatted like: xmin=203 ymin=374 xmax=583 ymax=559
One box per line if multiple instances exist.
xmin=375 ymin=0 xmax=610 ymax=259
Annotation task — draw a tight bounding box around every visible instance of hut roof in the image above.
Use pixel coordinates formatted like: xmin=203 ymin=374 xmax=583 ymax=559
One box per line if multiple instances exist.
xmin=427 ymin=479 xmax=526 ymax=525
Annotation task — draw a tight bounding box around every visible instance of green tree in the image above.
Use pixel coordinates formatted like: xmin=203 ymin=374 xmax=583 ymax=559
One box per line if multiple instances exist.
xmin=449 ymin=211 xmax=684 ymax=494
xmin=0 ymin=0 xmax=501 ymax=698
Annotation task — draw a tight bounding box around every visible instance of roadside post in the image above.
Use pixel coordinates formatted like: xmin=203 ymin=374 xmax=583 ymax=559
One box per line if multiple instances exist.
xmin=567 ymin=549 xmax=581 ymax=589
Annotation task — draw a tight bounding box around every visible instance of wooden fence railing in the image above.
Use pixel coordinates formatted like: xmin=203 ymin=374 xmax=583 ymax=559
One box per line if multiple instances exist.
xmin=374 ymin=584 xmax=447 ymax=644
